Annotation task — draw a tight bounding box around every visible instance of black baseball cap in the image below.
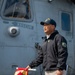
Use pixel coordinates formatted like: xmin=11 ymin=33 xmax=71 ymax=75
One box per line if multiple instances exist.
xmin=40 ymin=18 xmax=56 ymax=27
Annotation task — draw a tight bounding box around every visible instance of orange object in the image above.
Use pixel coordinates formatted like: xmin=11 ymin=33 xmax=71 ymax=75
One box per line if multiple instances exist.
xmin=14 ymin=68 xmax=28 ymax=75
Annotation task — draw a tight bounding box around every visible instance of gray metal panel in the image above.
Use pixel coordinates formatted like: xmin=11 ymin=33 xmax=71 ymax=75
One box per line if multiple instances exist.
xmin=0 ymin=0 xmax=75 ymax=75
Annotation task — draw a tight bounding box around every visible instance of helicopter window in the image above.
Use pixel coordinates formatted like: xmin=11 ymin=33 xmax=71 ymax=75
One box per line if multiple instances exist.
xmin=0 ymin=0 xmax=3 ymax=10
xmin=3 ymin=0 xmax=31 ymax=19
xmin=61 ymin=12 xmax=71 ymax=31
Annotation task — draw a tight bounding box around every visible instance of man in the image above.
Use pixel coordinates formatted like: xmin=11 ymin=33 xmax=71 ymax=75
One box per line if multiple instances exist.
xmin=27 ymin=18 xmax=68 ymax=75
xmin=26 ymin=18 xmax=68 ymax=75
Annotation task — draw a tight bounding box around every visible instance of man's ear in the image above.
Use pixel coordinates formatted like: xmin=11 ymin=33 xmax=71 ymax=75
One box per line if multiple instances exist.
xmin=52 ymin=25 xmax=55 ymax=30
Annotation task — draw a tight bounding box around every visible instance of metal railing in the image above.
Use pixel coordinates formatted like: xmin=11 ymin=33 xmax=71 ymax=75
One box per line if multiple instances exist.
xmin=66 ymin=65 xmax=75 ymax=75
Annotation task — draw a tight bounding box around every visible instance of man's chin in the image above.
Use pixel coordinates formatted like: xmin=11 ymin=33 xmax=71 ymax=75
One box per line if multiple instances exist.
xmin=44 ymin=32 xmax=48 ymax=35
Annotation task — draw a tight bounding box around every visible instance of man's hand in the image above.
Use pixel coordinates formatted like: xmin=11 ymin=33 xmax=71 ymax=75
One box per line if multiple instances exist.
xmin=56 ymin=70 xmax=63 ymax=75
xmin=26 ymin=65 xmax=31 ymax=69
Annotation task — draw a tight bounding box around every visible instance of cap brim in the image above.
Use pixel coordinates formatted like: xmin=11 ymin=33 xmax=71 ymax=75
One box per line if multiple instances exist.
xmin=40 ymin=22 xmax=44 ymax=25
xmin=40 ymin=22 xmax=48 ymax=25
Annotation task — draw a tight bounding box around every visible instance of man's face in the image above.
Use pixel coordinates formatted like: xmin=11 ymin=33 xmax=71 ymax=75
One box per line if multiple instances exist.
xmin=43 ymin=24 xmax=55 ymax=35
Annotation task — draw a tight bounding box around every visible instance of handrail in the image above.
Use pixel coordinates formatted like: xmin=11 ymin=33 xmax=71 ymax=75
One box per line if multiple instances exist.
xmin=66 ymin=65 xmax=74 ymax=75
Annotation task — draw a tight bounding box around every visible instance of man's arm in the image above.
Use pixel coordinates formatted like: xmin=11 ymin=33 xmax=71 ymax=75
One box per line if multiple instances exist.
xmin=56 ymin=35 xmax=68 ymax=70
xmin=28 ymin=47 xmax=43 ymax=68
